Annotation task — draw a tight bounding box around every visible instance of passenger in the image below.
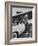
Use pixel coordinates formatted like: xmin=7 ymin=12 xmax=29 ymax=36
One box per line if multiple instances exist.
xmin=22 ymin=14 xmax=28 ymax=33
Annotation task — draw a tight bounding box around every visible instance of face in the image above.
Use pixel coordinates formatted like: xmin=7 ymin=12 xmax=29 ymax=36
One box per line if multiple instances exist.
xmin=22 ymin=14 xmax=28 ymax=24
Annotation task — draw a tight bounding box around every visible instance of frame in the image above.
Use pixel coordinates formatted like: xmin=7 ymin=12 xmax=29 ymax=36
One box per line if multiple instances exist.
xmin=5 ymin=1 xmax=37 ymax=45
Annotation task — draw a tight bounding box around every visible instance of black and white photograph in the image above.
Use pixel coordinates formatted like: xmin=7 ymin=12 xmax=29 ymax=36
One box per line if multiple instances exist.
xmin=11 ymin=7 xmax=32 ymax=38
xmin=5 ymin=2 xmax=37 ymax=44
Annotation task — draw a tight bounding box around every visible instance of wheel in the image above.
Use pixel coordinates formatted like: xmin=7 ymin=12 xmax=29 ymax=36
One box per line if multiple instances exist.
xmin=12 ymin=31 xmax=18 ymax=38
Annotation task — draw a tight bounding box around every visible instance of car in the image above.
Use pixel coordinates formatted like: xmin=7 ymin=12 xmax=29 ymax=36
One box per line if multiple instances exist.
xmin=12 ymin=23 xmax=25 ymax=37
